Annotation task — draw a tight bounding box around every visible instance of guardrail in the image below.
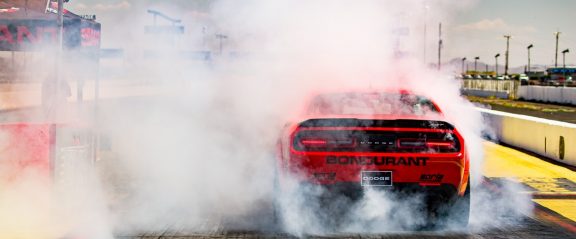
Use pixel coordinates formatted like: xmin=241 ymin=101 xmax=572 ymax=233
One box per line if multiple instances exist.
xmin=462 ymin=79 xmax=520 ymax=99
xmin=479 ymin=108 xmax=576 ymax=167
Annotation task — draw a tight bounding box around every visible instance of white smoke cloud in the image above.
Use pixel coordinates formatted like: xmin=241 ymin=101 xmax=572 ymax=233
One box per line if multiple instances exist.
xmin=0 ymin=0 xmax=534 ymax=237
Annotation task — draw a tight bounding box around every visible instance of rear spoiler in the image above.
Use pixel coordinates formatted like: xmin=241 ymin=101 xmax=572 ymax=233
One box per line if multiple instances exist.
xmin=298 ymin=118 xmax=455 ymax=130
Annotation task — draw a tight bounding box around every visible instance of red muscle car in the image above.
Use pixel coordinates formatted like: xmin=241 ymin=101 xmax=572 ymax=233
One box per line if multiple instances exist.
xmin=274 ymin=91 xmax=470 ymax=229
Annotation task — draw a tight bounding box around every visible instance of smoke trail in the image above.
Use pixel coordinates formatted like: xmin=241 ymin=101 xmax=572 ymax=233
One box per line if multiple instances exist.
xmin=105 ymin=0 xmax=476 ymax=235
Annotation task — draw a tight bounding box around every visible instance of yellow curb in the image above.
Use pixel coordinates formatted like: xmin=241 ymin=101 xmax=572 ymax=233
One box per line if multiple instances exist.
xmin=533 ymin=199 xmax=576 ymax=222
xmin=483 ymin=141 xmax=576 ymax=183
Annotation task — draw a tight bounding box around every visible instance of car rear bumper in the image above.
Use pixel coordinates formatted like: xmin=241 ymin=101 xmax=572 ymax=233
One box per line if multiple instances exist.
xmin=283 ymin=153 xmax=467 ymax=191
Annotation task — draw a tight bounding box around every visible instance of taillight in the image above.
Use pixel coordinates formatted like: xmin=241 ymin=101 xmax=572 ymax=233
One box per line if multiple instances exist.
xmin=293 ymin=129 xmax=460 ymax=153
xmin=293 ymin=130 xmax=356 ymax=151
xmin=397 ymin=138 xmax=457 ymax=152
xmin=397 ymin=138 xmax=426 ymax=148
xmin=298 ymin=137 xmax=355 ymax=150
xmin=426 ymin=141 xmax=456 ymax=148
xmin=300 ymin=139 xmax=328 ymax=146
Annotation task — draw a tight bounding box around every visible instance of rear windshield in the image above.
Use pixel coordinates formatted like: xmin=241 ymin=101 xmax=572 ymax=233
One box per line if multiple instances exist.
xmin=307 ymin=92 xmax=440 ymax=116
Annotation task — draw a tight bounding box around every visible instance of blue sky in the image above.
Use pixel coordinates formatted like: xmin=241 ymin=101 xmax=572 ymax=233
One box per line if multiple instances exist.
xmin=66 ymin=0 xmax=576 ymax=68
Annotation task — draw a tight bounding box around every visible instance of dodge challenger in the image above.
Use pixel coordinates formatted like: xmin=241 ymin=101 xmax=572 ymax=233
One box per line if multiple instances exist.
xmin=274 ymin=91 xmax=470 ymax=228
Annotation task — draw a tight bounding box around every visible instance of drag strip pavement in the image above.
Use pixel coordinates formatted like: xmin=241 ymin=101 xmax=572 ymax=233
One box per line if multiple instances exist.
xmin=115 ymin=142 xmax=576 ymax=239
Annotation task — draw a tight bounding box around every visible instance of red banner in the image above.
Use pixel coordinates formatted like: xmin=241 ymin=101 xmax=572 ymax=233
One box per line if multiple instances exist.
xmin=0 ymin=123 xmax=54 ymax=182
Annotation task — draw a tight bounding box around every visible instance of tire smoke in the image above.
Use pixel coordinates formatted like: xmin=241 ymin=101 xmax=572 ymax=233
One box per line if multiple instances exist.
xmin=0 ymin=0 xmax=534 ymax=238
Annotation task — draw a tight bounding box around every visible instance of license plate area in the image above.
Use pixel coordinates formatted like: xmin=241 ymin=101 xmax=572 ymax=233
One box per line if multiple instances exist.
xmin=361 ymin=171 xmax=392 ymax=186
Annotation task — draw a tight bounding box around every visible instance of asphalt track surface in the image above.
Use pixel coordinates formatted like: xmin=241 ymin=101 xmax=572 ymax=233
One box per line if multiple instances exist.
xmin=1 ymin=97 xmax=575 ymax=239
xmin=116 ymin=222 xmax=573 ymax=239
xmin=114 ymin=202 xmax=575 ymax=239
xmin=112 ymin=179 xmax=576 ymax=239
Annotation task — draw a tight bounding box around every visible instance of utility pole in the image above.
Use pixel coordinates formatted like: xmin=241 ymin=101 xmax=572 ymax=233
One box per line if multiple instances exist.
xmin=554 ymin=31 xmax=561 ymax=68
xmin=438 ymin=22 xmax=442 ymax=71
xmin=504 ymin=35 xmax=511 ymax=77
xmin=495 ymin=53 xmax=500 ymax=76
xmin=527 ymin=44 xmax=533 ymax=73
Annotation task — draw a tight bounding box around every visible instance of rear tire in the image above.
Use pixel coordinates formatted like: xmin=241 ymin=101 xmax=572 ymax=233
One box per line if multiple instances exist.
xmin=451 ymin=178 xmax=471 ymax=228
xmin=271 ymin=165 xmax=283 ymax=232
xmin=426 ymin=178 xmax=470 ymax=229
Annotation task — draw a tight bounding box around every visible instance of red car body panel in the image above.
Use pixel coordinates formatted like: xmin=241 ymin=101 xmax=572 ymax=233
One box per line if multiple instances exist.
xmin=277 ymin=92 xmax=470 ymax=197
xmin=0 ymin=123 xmax=94 ymax=184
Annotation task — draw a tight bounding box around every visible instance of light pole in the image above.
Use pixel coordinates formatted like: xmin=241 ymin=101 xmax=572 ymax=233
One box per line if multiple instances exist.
xmin=423 ymin=4 xmax=429 ymax=65
xmin=504 ymin=35 xmax=511 ymax=77
xmin=438 ymin=22 xmax=442 ymax=71
xmin=474 ymin=56 xmax=479 ymax=72
xmin=215 ymin=34 xmax=228 ymax=54
xmin=555 ymin=31 xmax=561 ymax=67
xmin=527 ymin=44 xmax=533 ymax=73
xmin=461 ymin=57 xmax=467 ymax=75
xmin=57 ymin=0 xmax=64 ymax=50
xmin=47 ymin=0 xmax=64 ymax=121
xmin=202 ymin=26 xmax=207 ymax=49
xmin=495 ymin=53 xmax=500 ymax=76
xmin=562 ymin=49 xmax=569 ymax=86
xmin=562 ymin=49 xmax=569 ymax=68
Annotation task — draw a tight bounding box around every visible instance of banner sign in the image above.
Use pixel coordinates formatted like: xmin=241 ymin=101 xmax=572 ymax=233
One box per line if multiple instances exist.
xmin=0 ymin=18 xmax=100 ymax=51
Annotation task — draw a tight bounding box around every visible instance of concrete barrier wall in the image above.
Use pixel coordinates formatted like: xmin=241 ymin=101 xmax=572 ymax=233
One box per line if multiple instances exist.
xmin=479 ymin=108 xmax=576 ymax=166
xmin=462 ymin=79 xmax=520 ymax=99
xmin=517 ymin=86 xmax=576 ymax=105
xmin=461 ymin=89 xmax=509 ymax=99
